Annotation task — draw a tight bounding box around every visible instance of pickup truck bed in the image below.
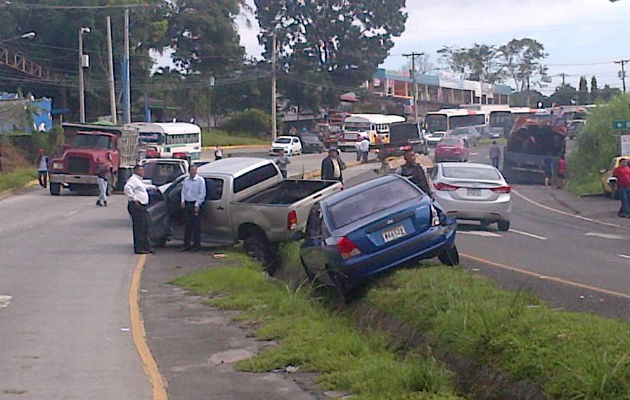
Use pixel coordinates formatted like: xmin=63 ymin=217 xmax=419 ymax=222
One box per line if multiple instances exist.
xmin=241 ymin=180 xmax=333 ymax=205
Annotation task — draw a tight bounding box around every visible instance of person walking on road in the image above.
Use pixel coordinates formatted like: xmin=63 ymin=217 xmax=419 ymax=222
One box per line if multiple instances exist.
xmin=36 ymin=149 xmax=49 ymax=188
xmin=396 ymin=149 xmax=433 ymax=197
xmin=359 ymin=136 xmax=370 ymax=164
xmin=542 ymin=156 xmax=554 ymax=187
xmin=321 ymin=147 xmax=345 ymax=183
xmin=95 ymin=162 xmax=110 ymax=207
xmin=124 ymin=165 xmax=153 ymax=254
xmin=489 ymin=141 xmax=501 ymax=169
xmin=214 ymin=146 xmax=223 ymax=161
xmin=555 ymin=156 xmax=567 ymax=189
xmin=354 ymin=140 xmax=362 ymax=161
xmin=180 ymin=165 xmax=206 ymax=251
xmin=612 ymin=158 xmax=630 ymax=218
xmin=275 ymin=149 xmax=290 ymax=178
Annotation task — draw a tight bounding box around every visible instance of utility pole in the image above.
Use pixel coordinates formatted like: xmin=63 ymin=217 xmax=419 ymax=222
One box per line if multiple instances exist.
xmin=615 ymin=59 xmax=629 ymax=93
xmin=271 ymin=33 xmax=277 ymax=141
xmin=559 ymin=72 xmax=566 ymax=86
xmin=106 ymin=16 xmax=117 ymax=125
xmin=403 ymin=52 xmax=424 ymax=122
xmin=78 ymin=27 xmax=90 ymax=123
xmin=123 ymin=8 xmax=131 ymax=124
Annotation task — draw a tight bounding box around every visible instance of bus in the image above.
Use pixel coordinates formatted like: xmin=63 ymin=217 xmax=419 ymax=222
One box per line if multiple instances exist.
xmin=338 ymin=114 xmax=406 ymax=151
xmin=130 ymin=122 xmax=202 ymax=161
xmin=424 ymin=109 xmax=486 ymax=134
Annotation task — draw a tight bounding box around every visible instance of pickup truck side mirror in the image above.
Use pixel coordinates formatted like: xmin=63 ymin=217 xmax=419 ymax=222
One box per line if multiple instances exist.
xmin=599 ymin=169 xmax=607 ymax=174
xmin=291 ymin=231 xmax=305 ymax=241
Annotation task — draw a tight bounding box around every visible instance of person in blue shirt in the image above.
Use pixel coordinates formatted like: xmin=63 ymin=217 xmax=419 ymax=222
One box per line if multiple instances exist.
xmin=180 ymin=165 xmax=206 ymax=251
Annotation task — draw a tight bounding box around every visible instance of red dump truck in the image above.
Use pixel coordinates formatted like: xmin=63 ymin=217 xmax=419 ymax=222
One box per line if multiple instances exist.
xmin=48 ymin=123 xmax=139 ymax=195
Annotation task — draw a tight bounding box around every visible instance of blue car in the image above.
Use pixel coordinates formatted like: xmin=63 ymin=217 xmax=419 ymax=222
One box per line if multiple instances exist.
xmin=297 ymin=174 xmax=458 ymax=300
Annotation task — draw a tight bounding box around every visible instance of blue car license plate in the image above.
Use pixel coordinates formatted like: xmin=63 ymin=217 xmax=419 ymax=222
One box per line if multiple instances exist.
xmin=382 ymin=225 xmax=407 ymax=243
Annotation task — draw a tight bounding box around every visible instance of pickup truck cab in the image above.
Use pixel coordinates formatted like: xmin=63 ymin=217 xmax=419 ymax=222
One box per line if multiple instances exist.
xmin=139 ymin=158 xmax=189 ymax=186
xmin=148 ymin=158 xmax=342 ymax=269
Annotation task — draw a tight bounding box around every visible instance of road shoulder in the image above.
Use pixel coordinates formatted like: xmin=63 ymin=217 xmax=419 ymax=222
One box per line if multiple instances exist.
xmin=139 ymin=249 xmax=317 ymax=400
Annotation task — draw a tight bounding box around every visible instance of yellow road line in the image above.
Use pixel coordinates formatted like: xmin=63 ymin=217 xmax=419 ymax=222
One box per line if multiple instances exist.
xmin=129 ymin=254 xmax=168 ymax=400
xmin=460 ymin=252 xmax=630 ymax=300
xmin=511 ymin=188 xmax=623 ymax=229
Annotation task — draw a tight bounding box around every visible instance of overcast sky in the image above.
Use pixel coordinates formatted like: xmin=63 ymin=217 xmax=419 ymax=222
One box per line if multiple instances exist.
xmin=234 ymin=0 xmax=630 ymax=95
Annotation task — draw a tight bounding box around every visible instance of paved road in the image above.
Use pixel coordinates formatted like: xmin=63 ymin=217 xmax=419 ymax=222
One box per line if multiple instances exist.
xmin=0 ymin=191 xmax=151 ymax=399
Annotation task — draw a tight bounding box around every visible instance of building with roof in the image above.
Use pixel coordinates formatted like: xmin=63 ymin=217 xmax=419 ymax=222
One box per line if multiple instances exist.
xmin=367 ymin=69 xmax=512 ymax=116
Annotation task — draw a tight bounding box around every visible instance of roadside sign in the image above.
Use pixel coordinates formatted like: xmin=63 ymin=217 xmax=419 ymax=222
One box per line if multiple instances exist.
xmin=612 ymin=120 xmax=630 ymax=130
xmin=621 ymin=135 xmax=630 ymax=155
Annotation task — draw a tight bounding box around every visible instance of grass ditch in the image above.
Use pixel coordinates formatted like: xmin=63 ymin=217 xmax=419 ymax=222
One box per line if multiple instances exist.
xmin=173 ymin=251 xmax=463 ymax=400
xmin=202 ymin=129 xmax=268 ymax=147
xmin=0 ymin=167 xmax=37 ymax=193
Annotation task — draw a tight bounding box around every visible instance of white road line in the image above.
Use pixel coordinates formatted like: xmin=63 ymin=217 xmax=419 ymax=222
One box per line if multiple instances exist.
xmin=68 ymin=209 xmax=80 ymax=216
xmin=585 ymin=232 xmax=628 ymax=240
xmin=0 ymin=295 xmax=12 ymax=309
xmin=509 ymin=229 xmax=547 ymax=241
xmin=619 ymin=254 xmax=630 ymax=260
xmin=458 ymin=231 xmax=502 ymax=237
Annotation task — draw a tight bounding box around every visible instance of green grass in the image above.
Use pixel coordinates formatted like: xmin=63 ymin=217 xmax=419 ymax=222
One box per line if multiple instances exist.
xmin=202 ymin=128 xmax=269 ymax=147
xmin=0 ymin=167 xmax=37 ymax=193
xmin=479 ymin=137 xmax=507 ymax=146
xmin=363 ymin=267 xmax=630 ymax=400
xmin=173 ymin=252 xmax=462 ymax=400
xmin=567 ymin=172 xmax=603 ymax=196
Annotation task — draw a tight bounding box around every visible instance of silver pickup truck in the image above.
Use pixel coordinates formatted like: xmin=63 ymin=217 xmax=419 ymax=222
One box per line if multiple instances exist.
xmin=148 ymin=157 xmax=342 ymax=269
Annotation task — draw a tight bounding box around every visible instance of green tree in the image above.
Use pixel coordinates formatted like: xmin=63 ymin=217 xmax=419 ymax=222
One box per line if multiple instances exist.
xmin=590 ymin=76 xmax=598 ymax=102
xmin=255 ymin=0 xmax=407 ymax=111
xmin=548 ymin=84 xmax=577 ymax=106
xmin=499 ymin=38 xmax=548 ymax=91
xmin=599 ymin=84 xmax=621 ymax=102
xmin=578 ymin=76 xmax=590 ymax=105
xmin=438 ymin=44 xmax=504 ymax=83
xmin=509 ymin=90 xmax=544 ymax=107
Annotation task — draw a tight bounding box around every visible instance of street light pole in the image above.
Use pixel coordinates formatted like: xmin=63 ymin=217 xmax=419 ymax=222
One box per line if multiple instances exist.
xmin=271 ymin=33 xmax=277 ymax=141
xmin=78 ymin=27 xmax=90 ymax=123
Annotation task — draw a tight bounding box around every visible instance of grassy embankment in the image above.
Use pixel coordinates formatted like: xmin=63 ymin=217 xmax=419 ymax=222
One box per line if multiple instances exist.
xmin=176 ymin=244 xmax=630 ymax=400
xmin=0 ymin=167 xmax=37 ymax=193
xmin=202 ymin=128 xmax=269 ymax=147
xmin=478 ymin=137 xmax=507 ymax=147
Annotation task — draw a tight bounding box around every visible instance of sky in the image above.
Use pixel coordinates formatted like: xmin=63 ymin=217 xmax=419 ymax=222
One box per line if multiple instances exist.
xmin=231 ymin=0 xmax=630 ymax=95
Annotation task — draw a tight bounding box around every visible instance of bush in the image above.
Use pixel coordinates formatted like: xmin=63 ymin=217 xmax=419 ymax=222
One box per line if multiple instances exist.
xmin=568 ymin=94 xmax=630 ymax=194
xmin=220 ymin=109 xmax=273 ymax=138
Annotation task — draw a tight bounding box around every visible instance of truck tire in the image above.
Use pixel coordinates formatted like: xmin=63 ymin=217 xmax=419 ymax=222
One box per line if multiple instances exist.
xmin=438 ymin=245 xmax=460 ymax=266
xmin=243 ymin=233 xmax=280 ymax=275
xmin=49 ymin=183 xmax=61 ymax=196
xmin=497 ymin=220 xmax=510 ymax=232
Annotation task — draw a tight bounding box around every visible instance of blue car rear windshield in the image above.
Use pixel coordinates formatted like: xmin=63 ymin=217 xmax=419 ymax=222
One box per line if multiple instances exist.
xmin=328 ymin=180 xmax=420 ymax=229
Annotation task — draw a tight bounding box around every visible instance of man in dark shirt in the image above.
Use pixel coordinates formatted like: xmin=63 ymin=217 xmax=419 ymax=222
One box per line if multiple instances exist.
xmin=395 ymin=150 xmax=433 ymax=196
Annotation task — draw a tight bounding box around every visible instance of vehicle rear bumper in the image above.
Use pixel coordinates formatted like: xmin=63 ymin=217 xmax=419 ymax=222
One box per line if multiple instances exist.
xmin=435 ymin=194 xmax=511 ymax=222
xmin=50 ymin=173 xmax=99 ymax=185
xmin=334 ymin=224 xmax=456 ymax=285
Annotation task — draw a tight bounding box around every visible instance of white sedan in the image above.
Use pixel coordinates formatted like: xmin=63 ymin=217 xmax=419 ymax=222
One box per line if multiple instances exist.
xmin=430 ymin=162 xmax=511 ymax=231
xmin=269 ymin=136 xmax=302 ymax=156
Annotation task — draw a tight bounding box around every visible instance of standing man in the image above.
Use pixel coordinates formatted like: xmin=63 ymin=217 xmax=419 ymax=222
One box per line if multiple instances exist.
xmin=36 ymin=149 xmax=49 ymax=188
xmin=354 ymin=139 xmax=362 ymax=161
xmin=96 ymin=162 xmax=110 ymax=207
xmin=180 ymin=165 xmax=206 ymax=251
xmin=214 ymin=145 xmax=223 ymax=161
xmin=321 ymin=147 xmax=345 ymax=183
xmin=275 ymin=148 xmax=290 ymax=178
xmin=612 ymin=158 xmax=630 ymax=218
xmin=124 ymin=165 xmax=153 ymax=254
xmin=542 ymin=156 xmax=554 ymax=187
xmin=555 ymin=156 xmax=567 ymax=188
xmin=396 ymin=149 xmax=433 ymax=197
xmin=359 ymin=136 xmax=370 ymax=164
xmin=489 ymin=140 xmax=501 ymax=169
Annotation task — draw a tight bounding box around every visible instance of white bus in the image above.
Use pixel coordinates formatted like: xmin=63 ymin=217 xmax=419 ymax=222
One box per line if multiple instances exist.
xmin=131 ymin=122 xmax=202 ymax=161
xmin=339 ymin=114 xmax=406 ymax=150
xmin=424 ymin=109 xmax=485 ymax=134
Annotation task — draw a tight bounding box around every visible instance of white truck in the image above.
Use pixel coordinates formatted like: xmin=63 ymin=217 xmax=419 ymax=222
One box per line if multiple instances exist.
xmin=147 ymin=158 xmax=342 ymax=271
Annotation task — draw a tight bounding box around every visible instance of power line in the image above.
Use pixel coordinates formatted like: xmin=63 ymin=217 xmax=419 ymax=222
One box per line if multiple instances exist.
xmin=0 ymin=2 xmax=159 ymax=10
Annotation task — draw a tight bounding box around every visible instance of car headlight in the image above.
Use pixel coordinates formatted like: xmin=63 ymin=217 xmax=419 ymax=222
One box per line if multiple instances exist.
xmin=53 ymin=162 xmax=63 ymax=170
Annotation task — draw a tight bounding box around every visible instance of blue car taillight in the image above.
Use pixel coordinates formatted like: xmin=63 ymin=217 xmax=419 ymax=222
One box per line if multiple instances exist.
xmin=338 ymin=237 xmax=362 ymax=260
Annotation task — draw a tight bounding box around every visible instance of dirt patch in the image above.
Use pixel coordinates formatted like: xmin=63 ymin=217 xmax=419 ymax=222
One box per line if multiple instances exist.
xmin=0 ymin=142 xmax=31 ymax=173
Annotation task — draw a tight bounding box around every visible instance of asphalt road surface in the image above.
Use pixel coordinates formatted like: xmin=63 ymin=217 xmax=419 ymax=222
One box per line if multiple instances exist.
xmin=0 ymin=157 xmax=377 ymax=399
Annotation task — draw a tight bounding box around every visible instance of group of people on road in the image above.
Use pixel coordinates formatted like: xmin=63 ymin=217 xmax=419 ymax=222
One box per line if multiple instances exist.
xmin=353 ymin=136 xmax=370 ymax=164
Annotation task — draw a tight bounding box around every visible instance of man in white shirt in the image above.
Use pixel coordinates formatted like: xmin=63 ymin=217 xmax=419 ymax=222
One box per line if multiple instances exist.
xmin=358 ymin=136 xmax=370 ymax=163
xmin=124 ymin=165 xmax=153 ymax=254
xmin=180 ymin=165 xmax=206 ymax=251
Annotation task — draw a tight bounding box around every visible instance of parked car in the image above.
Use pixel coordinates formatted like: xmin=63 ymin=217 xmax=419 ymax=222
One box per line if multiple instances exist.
xmin=601 ymin=156 xmax=630 ymax=198
xmin=447 ymin=127 xmax=479 ymax=147
xmin=295 ymin=175 xmax=458 ymax=301
xmin=139 ymin=158 xmax=188 ymax=186
xmin=269 ymin=136 xmax=302 ymax=156
xmin=426 ymin=132 xmax=445 ymax=148
xmin=488 ymin=127 xmax=504 ymax=139
xmin=430 ymin=162 xmax=512 ymax=231
xmin=147 ymin=158 xmax=342 ymax=269
xmin=435 ymin=137 xmax=469 ymax=163
xmin=377 ymin=122 xmax=429 ymax=160
xmin=295 ymin=132 xmax=325 ymax=154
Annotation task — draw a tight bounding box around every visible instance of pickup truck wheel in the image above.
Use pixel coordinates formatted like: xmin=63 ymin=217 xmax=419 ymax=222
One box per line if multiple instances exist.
xmin=49 ymin=183 xmax=61 ymax=196
xmin=497 ymin=220 xmax=510 ymax=232
xmin=438 ymin=245 xmax=460 ymax=266
xmin=243 ymin=235 xmax=280 ymax=275
xmin=603 ymin=183 xmax=611 ymax=198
